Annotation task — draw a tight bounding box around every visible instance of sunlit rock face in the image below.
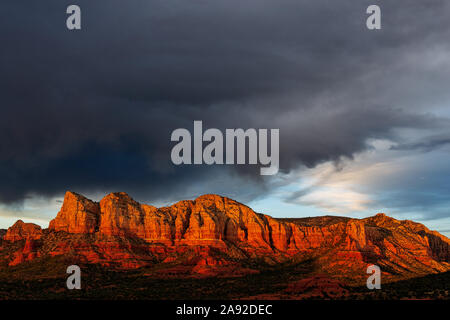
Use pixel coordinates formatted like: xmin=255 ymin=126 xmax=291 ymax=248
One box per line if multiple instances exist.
xmin=3 ymin=220 xmax=42 ymax=242
xmin=49 ymin=191 xmax=99 ymax=234
xmin=2 ymin=191 xmax=449 ymax=278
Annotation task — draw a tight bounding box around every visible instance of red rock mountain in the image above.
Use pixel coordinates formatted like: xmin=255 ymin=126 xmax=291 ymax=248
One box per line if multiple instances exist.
xmin=1 ymin=191 xmax=449 ymax=280
xmin=3 ymin=220 xmax=42 ymax=242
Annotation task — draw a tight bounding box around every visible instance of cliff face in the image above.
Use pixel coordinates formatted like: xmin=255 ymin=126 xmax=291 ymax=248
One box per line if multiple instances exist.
xmin=2 ymin=191 xmax=450 ymax=278
xmin=48 ymin=192 xmax=280 ymax=248
xmin=49 ymin=192 xmax=99 ymax=234
xmin=46 ymin=192 xmax=367 ymax=251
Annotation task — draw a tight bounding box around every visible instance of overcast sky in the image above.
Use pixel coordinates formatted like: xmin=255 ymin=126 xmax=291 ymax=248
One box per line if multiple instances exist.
xmin=1 ymin=0 xmax=450 ymax=236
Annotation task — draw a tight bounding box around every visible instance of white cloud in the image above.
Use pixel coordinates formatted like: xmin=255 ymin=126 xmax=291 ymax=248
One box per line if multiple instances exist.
xmin=0 ymin=196 xmax=61 ymax=229
xmin=283 ymin=137 xmax=450 ymax=217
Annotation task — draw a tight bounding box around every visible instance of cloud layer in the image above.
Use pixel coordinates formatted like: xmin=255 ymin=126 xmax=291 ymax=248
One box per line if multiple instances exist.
xmin=0 ymin=0 xmax=449 ymax=224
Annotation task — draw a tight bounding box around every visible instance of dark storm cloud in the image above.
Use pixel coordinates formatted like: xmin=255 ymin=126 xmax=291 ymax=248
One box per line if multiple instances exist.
xmin=391 ymin=134 xmax=450 ymax=152
xmin=1 ymin=0 xmax=449 ymax=204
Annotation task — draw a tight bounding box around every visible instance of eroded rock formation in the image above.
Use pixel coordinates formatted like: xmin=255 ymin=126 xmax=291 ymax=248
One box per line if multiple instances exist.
xmin=3 ymin=220 xmax=42 ymax=242
xmin=1 ymin=191 xmax=449 ymax=278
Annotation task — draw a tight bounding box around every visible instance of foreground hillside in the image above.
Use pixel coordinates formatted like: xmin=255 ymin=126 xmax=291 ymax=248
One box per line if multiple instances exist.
xmin=0 ymin=191 xmax=449 ymax=299
xmin=0 ymin=257 xmax=448 ymax=300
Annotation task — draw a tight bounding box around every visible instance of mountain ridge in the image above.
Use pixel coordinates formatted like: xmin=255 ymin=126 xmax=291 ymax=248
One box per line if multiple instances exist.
xmin=1 ymin=191 xmax=449 ymax=282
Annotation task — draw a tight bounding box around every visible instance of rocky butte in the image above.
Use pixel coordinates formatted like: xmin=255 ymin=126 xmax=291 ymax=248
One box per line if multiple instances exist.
xmin=1 ymin=191 xmax=449 ymax=281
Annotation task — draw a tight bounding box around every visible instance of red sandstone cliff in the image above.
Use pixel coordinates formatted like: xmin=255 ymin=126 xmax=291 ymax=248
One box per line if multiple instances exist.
xmin=1 ymin=192 xmax=449 ymax=279
xmin=49 ymin=191 xmax=99 ymax=234
xmin=3 ymin=220 xmax=42 ymax=242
